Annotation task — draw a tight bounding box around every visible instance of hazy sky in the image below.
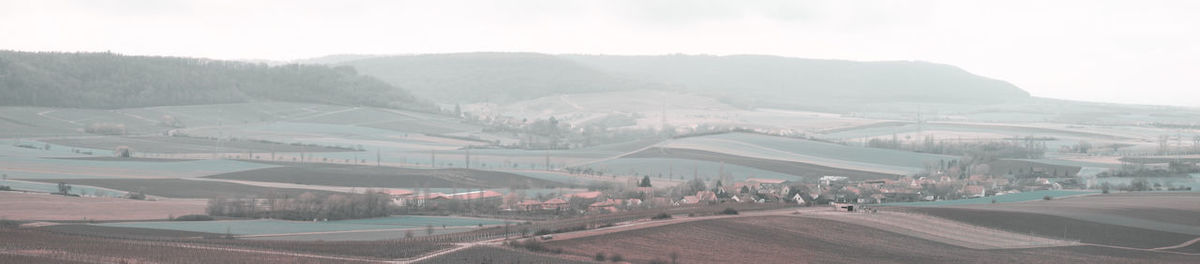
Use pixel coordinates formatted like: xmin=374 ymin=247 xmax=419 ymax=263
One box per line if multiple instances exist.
xmin=2 ymin=0 xmax=1197 ymax=106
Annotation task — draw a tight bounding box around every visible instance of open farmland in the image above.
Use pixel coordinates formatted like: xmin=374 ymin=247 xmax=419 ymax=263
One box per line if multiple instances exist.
xmin=624 ymin=147 xmax=900 ymax=180
xmin=544 ymin=215 xmax=1196 ymax=264
xmin=92 ymin=216 xmax=507 ymax=240
xmin=413 ymin=246 xmax=590 ymax=264
xmin=205 ymin=164 xmax=563 ymax=189
xmin=37 ymin=225 xmax=223 ymax=240
xmin=0 ymin=156 xmax=276 ymax=179
xmin=907 ymin=207 xmax=1197 ymax=249
xmin=668 ymin=132 xmax=956 ymax=173
xmin=0 ymin=192 xmax=204 ymax=221
xmin=906 ymin=192 xmax=1200 ymax=237
xmin=879 ymin=190 xmax=1098 ymax=207
xmin=580 ymin=157 xmax=803 ymax=182
xmin=32 ymin=178 xmax=340 ymax=199
xmin=41 ymin=136 xmax=353 ymax=154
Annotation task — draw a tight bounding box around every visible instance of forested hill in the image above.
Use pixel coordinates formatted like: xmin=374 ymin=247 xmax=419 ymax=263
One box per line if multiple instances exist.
xmin=0 ymin=51 xmax=433 ymax=110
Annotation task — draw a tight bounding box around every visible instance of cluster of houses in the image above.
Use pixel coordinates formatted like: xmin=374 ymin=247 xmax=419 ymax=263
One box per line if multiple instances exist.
xmin=382 ymin=161 xmax=1087 ymax=214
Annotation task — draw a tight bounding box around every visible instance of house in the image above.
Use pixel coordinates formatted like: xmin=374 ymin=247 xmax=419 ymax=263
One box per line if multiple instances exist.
xmin=564 ymin=191 xmax=603 ymax=200
xmin=962 ymin=185 xmax=986 ymax=198
xmin=541 ymin=198 xmax=569 ymax=211
xmin=589 ymin=199 xmax=620 ymax=213
xmin=791 ymin=193 xmax=806 ymax=205
xmin=517 ymin=200 xmax=543 ymax=211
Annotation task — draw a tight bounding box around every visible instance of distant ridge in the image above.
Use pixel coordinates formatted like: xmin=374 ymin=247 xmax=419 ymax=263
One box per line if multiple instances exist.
xmin=0 ymin=50 xmax=433 ymax=111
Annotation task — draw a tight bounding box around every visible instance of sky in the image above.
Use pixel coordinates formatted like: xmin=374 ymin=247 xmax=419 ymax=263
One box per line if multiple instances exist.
xmin=1 ymin=0 xmax=1198 ymax=106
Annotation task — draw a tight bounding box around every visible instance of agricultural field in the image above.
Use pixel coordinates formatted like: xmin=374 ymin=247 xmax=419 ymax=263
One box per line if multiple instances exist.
xmin=0 ymin=155 xmax=276 ymax=180
xmin=909 ymin=192 xmax=1200 ymax=237
xmin=413 ymin=246 xmax=590 ymax=264
xmin=0 ymin=192 xmax=204 ymax=221
xmin=37 ymin=224 xmax=223 ymax=240
xmin=879 ymin=190 xmax=1098 ymax=207
xmin=94 ymin=216 xmax=507 ymax=239
xmin=580 ymin=157 xmax=803 ymax=182
xmin=624 ymin=147 xmax=900 ymax=180
xmin=908 ymin=207 xmax=1196 ymax=249
xmin=41 ymin=136 xmax=351 ymax=154
xmin=667 ymin=132 xmax=956 ymax=174
xmin=544 ymin=215 xmax=1194 ymax=263
xmin=0 ymin=179 xmax=127 ymax=197
xmin=31 ymin=178 xmax=340 ymax=199
xmin=205 ymin=164 xmax=564 ymax=189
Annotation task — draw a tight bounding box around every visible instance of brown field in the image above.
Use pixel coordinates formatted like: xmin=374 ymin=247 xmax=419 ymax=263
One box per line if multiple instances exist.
xmin=413 ymin=246 xmax=590 ymax=264
xmin=42 ymin=136 xmax=351 ymax=154
xmin=0 ymin=229 xmax=383 ymax=264
xmin=948 ymin=192 xmax=1200 ymax=228
xmin=37 ymin=224 xmax=221 ymax=240
xmin=0 ymin=192 xmax=204 ymax=221
xmin=205 ymin=164 xmax=563 ymax=189
xmin=544 ymin=215 xmax=1197 ymax=264
xmin=623 ymin=147 xmax=898 ymax=180
xmin=32 ymin=178 xmax=341 ymax=199
xmin=906 ymin=207 xmax=1196 ymax=249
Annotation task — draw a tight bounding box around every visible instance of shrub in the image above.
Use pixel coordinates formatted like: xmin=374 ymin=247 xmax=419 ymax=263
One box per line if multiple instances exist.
xmin=0 ymin=219 xmax=21 ymax=229
xmin=0 ymin=185 xmax=11 ymax=191
xmin=1042 ymin=195 xmax=1052 ymax=201
xmin=651 ymin=212 xmax=672 ymax=220
xmin=649 ymin=258 xmax=669 ymax=264
xmin=610 ymin=253 xmax=624 ymax=262
xmin=173 ymin=214 xmax=214 ymax=221
xmin=594 ymin=252 xmax=606 ymax=261
xmin=721 ymin=207 xmax=739 ymax=215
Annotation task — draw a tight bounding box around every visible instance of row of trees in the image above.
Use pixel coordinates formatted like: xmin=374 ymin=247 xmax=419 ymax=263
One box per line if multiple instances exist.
xmin=206 ymin=191 xmax=392 ymax=221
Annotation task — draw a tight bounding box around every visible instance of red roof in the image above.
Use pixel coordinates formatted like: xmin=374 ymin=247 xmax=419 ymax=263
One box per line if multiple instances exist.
xmin=518 ymin=199 xmax=542 ymax=206
xmin=383 ymin=189 xmax=414 ymax=196
xmin=543 ymin=198 xmax=568 ymax=205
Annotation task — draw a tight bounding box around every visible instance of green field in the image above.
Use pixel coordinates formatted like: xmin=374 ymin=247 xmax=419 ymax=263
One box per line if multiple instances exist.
xmin=669 ymin=133 xmax=955 ymax=174
xmin=581 ymin=157 xmax=803 ymax=182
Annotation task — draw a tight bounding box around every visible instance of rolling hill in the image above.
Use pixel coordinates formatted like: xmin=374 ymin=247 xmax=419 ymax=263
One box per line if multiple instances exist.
xmin=564 ymin=54 xmax=1030 ymax=106
xmin=0 ymin=50 xmax=432 ymax=111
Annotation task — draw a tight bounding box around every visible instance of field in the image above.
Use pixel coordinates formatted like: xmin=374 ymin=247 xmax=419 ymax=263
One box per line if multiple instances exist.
xmin=624 ymin=147 xmax=900 ymax=180
xmin=581 ymin=157 xmax=804 ymax=182
xmin=0 ymin=179 xmax=127 ymax=197
xmin=908 ymin=192 xmax=1200 ymax=236
xmin=0 ymin=192 xmax=204 ymax=221
xmin=93 ymin=216 xmax=508 ymax=240
xmin=544 ymin=215 xmax=1195 ymax=263
xmin=0 ymin=155 xmax=276 ymax=180
xmin=878 ymin=190 xmax=1098 ymax=207
xmin=37 ymin=224 xmax=223 ymax=239
xmin=907 ymin=207 xmax=1196 ymax=249
xmin=31 ymin=178 xmax=340 ymax=199
xmin=413 ymin=246 xmax=590 ymax=264
xmin=41 ymin=136 xmax=351 ymax=154
xmin=205 ymin=164 xmax=564 ymax=189
xmin=668 ymin=132 xmax=956 ymax=174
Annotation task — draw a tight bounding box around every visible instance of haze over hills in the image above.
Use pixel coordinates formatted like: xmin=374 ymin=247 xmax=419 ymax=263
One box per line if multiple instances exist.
xmin=0 ymin=50 xmax=432 ymax=111
xmin=324 ymin=52 xmax=1030 ymax=106
xmin=336 ymin=52 xmax=665 ymax=104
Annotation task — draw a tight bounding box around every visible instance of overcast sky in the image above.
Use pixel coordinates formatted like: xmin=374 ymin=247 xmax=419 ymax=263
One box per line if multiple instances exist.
xmin=2 ymin=0 xmax=1197 ymax=106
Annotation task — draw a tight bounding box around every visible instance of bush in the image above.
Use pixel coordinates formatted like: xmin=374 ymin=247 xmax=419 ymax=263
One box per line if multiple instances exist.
xmin=173 ymin=214 xmax=214 ymax=221
xmin=0 ymin=185 xmax=11 ymax=191
xmin=0 ymin=219 xmax=21 ymax=229
xmin=1042 ymin=195 xmax=1052 ymax=201
xmin=649 ymin=258 xmax=669 ymax=264
xmin=721 ymin=207 xmax=739 ymax=215
xmin=610 ymin=253 xmax=624 ymax=262
xmin=651 ymin=212 xmax=672 ymax=220
xmin=594 ymin=252 xmax=606 ymax=261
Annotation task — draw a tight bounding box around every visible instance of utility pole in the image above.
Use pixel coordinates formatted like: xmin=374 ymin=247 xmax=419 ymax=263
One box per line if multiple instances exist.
xmin=376 ymin=148 xmax=381 ymax=167
xmin=431 ymin=150 xmax=436 ymax=168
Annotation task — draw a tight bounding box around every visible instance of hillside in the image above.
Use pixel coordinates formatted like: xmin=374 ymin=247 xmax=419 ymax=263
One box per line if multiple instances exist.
xmin=564 ymin=54 xmax=1030 ymax=106
xmin=336 ymin=52 xmax=664 ymax=103
xmin=0 ymin=51 xmax=431 ymax=110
